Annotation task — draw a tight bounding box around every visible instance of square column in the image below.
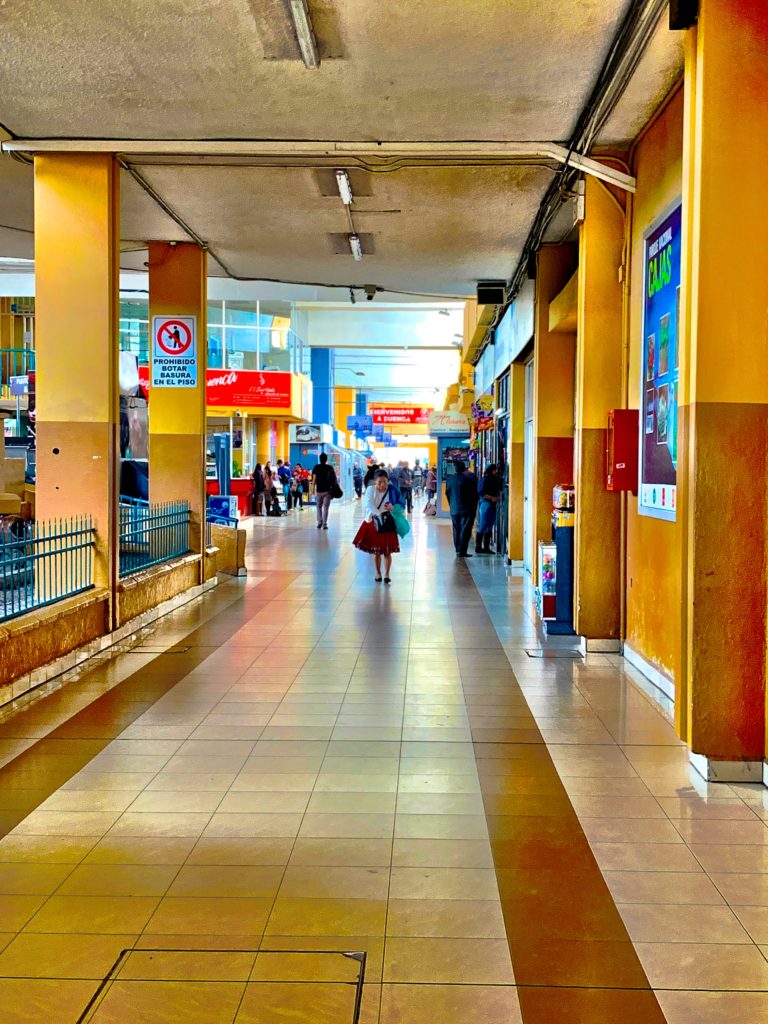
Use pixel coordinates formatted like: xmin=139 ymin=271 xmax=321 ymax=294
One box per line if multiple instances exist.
xmin=34 ymin=153 xmax=120 ymax=594
xmin=574 ymin=176 xmax=624 ymax=646
xmin=531 ymin=245 xmax=577 ymax=580
xmin=148 ymin=242 xmax=207 ymax=566
xmin=507 ymin=363 xmax=525 ymax=564
xmin=681 ymin=0 xmax=768 ymax=778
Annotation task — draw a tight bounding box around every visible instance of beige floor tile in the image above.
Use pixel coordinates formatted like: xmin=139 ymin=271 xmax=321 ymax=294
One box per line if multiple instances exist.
xmin=313 ymin=774 xmax=398 ymax=793
xmin=735 ymin=907 xmax=768 ymax=943
xmin=389 ymin=866 xmax=499 ymax=900
xmin=604 ymin=870 xmax=725 ymax=905
xmin=581 ymin=817 xmax=683 ymax=844
xmin=203 ymin=813 xmax=304 ymax=838
xmin=657 ymin=990 xmax=768 ymax=1024
xmin=384 ymin=936 xmax=514 ymax=984
xmin=117 ymin=948 xmax=256 ymax=981
xmin=636 ymin=941 xmax=768 ymax=989
xmin=0 ymin=978 xmax=99 ymax=1024
xmin=391 ymin=838 xmax=493 ymax=868
xmin=217 ymin=791 xmax=311 ymax=813
xmin=167 ymin=865 xmax=284 ymax=898
xmin=386 ymin=898 xmax=507 ymax=937
xmin=288 ymin=838 xmax=392 ymax=867
xmin=279 ymin=865 xmax=389 ymax=900
xmin=84 ymin=836 xmax=198 ymax=865
xmin=0 ymin=835 xmax=98 ymax=864
xmin=145 ymin=896 xmax=273 ymax=935
xmin=25 ymin=895 xmax=159 ymax=934
xmin=619 ymin=903 xmax=751 ymax=943
xmin=266 ymin=897 xmax=387 ymax=937
xmin=0 ymin=932 xmax=133 ymax=979
xmin=10 ymin=810 xmax=122 ymax=837
xmin=234 ymin=980 xmax=356 ymax=1023
xmin=229 ymin=773 xmax=317 ymax=792
xmin=394 ymin=813 xmax=489 ymax=840
xmin=690 ymin=845 xmax=768 ymax=873
xmin=127 ymin=791 xmax=224 ymax=813
xmin=57 ymin=863 xmax=178 ymax=897
xmin=298 ymin=812 xmax=394 ymax=839
xmin=306 ymin=792 xmax=397 ymax=814
xmin=658 ymin=797 xmax=759 ymax=820
xmin=0 ymin=894 xmax=47 ymax=932
xmin=257 ymin=935 xmax=385 ymax=982
xmin=88 ymin=979 xmax=245 ymax=1023
xmin=674 ymin=819 xmax=768 ymax=845
xmin=187 ymin=838 xmax=294 ymax=866
xmin=710 ymin=873 xmax=768 ymax=906
xmin=589 ymin=841 xmax=701 ymax=872
xmin=379 ymin=983 xmax=523 ymax=1024
xmin=108 ymin=812 xmax=212 ymax=838
xmin=0 ymin=862 xmax=74 ymax=895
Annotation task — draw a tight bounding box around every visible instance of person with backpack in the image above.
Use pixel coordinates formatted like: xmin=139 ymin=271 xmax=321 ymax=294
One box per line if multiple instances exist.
xmin=311 ymin=452 xmax=338 ymax=530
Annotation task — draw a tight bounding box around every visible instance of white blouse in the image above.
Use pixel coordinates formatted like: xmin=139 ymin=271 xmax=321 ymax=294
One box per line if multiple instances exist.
xmin=363 ymin=484 xmax=391 ymax=522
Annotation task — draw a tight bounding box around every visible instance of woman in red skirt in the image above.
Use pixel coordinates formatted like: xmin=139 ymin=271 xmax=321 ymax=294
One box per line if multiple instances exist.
xmin=353 ymin=469 xmax=403 ymax=584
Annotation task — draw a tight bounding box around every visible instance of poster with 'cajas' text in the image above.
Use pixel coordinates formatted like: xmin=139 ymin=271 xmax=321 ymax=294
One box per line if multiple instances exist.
xmin=640 ymin=201 xmax=681 ymax=521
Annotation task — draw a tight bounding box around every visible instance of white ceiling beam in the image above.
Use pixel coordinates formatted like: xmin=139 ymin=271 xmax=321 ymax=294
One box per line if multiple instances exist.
xmin=2 ymin=139 xmax=636 ymax=192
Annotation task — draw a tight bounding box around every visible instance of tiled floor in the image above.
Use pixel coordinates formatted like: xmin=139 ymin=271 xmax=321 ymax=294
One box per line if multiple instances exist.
xmin=0 ymin=503 xmax=766 ymax=1021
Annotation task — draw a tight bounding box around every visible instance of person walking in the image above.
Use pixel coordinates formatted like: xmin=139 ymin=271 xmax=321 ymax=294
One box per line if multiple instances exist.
xmin=445 ymin=460 xmax=479 ymax=558
xmin=292 ymin=463 xmax=307 ymax=509
xmin=424 ymin=465 xmax=437 ymax=508
xmin=353 ymin=463 xmax=364 ymax=499
xmin=251 ymin=463 xmax=265 ymax=516
xmin=412 ymin=461 xmax=424 ymax=497
xmin=353 ymin=469 xmax=404 ymax=584
xmin=398 ymin=461 xmax=413 ymax=513
xmin=475 ymin=463 xmax=501 ymax=554
xmin=277 ymin=459 xmax=292 ymax=509
xmin=311 ymin=452 xmax=337 ymax=530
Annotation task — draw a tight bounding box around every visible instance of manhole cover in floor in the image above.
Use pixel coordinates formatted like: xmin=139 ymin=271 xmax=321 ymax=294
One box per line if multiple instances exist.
xmin=77 ymin=948 xmax=367 ymax=1023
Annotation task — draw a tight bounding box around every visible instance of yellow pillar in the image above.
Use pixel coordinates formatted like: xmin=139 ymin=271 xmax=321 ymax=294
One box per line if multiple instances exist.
xmin=679 ymin=0 xmax=768 ymax=775
xmin=334 ymin=387 xmax=355 ymax=435
xmin=507 ymin=363 xmax=525 ymax=563
xmin=256 ymin=419 xmax=271 ymax=465
xmin=148 ymin=242 xmax=207 ymax=565
xmin=573 ymin=176 xmax=624 ymax=645
xmin=532 ymin=245 xmax=577 ymax=581
xmin=34 ymin=153 xmax=119 ymax=594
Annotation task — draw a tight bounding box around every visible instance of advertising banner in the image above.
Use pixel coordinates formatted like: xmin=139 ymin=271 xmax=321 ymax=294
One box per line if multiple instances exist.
xmin=370 ymin=405 xmax=431 ymax=425
xmin=139 ymin=367 xmax=292 ymax=410
xmin=347 ymin=414 xmax=373 ymax=433
xmin=428 ymin=410 xmax=470 ymax=435
xmin=639 ymin=201 xmax=681 ymax=520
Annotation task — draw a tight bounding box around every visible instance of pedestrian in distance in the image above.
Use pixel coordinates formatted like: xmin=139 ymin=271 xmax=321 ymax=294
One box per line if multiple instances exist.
xmin=311 ymin=452 xmax=338 ymax=530
xmin=353 ymin=469 xmax=404 ymax=584
xmin=353 ymin=463 xmax=364 ymax=499
xmin=251 ymin=462 xmax=265 ymax=517
xmin=475 ymin=463 xmax=501 ymax=554
xmin=445 ymin=460 xmax=479 ymax=557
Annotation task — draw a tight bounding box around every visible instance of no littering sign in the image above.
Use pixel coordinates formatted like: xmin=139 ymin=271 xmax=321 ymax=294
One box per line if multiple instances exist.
xmin=151 ymin=315 xmax=198 ymax=388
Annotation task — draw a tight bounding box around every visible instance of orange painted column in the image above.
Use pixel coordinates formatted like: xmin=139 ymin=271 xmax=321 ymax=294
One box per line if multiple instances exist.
xmin=34 ymin=154 xmax=119 ymax=595
xmin=680 ymin=0 xmax=768 ymax=778
xmin=507 ymin=363 xmax=525 ymax=564
xmin=573 ymin=176 xmax=624 ymax=646
xmin=148 ymin=242 xmax=207 ymax=568
xmin=334 ymin=387 xmax=355 ymax=436
xmin=255 ymin=420 xmax=271 ymax=465
xmin=531 ymin=244 xmax=577 ymax=581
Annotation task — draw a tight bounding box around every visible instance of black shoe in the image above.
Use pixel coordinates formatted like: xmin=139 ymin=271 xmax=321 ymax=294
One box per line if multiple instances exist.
xmin=459 ymin=552 xmax=472 ymax=558
xmin=485 ymin=547 xmax=495 ymax=555
xmin=322 ymin=525 xmax=328 ymax=530
xmin=383 ymin=577 xmax=391 ymax=584
xmin=317 ymin=523 xmax=322 ymax=529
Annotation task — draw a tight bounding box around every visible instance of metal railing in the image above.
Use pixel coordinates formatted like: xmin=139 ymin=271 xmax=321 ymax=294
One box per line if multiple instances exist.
xmin=0 ymin=515 xmax=95 ymax=622
xmin=118 ymin=498 xmax=190 ymax=577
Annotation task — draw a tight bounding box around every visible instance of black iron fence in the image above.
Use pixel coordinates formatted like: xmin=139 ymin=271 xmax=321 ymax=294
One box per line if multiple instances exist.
xmin=0 ymin=515 xmax=95 ymax=622
xmin=119 ymin=498 xmax=190 ymax=577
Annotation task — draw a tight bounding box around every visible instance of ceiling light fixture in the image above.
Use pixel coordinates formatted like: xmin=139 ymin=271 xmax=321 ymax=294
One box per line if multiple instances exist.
xmin=349 ymin=234 xmax=363 ymax=261
xmin=289 ymin=0 xmax=320 ymax=70
xmin=335 ymin=169 xmax=354 ymax=205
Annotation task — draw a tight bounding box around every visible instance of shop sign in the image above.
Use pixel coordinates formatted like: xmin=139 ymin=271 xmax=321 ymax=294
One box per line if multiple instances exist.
xmin=151 ymin=315 xmax=198 ymax=388
xmin=139 ymin=366 xmax=292 ymax=410
xmin=471 ymin=393 xmax=494 ymax=432
xmin=370 ymin=405 xmax=431 ymax=425
xmin=639 ymin=201 xmax=681 ymax=521
xmin=428 ymin=410 xmax=470 ymax=435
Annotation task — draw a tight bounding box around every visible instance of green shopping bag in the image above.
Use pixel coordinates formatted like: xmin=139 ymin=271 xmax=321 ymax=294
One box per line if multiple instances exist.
xmin=391 ymin=505 xmax=410 ymax=538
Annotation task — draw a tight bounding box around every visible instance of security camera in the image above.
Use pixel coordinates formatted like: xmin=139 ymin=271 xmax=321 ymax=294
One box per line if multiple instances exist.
xmin=364 ymin=284 xmax=377 ymax=301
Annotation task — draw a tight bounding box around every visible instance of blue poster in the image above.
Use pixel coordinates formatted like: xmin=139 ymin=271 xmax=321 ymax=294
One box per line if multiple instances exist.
xmin=640 ymin=201 xmax=681 ymax=521
xmin=347 ymin=414 xmax=373 ymax=434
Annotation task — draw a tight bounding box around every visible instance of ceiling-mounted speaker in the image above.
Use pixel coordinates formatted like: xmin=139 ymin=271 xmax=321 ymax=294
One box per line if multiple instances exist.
xmin=476 ymin=280 xmax=507 ymax=306
xmin=669 ymin=0 xmax=698 ymax=29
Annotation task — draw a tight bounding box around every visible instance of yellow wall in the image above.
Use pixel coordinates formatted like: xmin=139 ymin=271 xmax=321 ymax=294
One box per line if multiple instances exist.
xmin=334 ymin=387 xmax=355 ymax=435
xmin=625 ymin=87 xmax=685 ymax=681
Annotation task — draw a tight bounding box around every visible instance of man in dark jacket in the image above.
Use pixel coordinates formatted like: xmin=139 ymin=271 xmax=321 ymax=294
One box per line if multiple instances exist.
xmin=444 ymin=460 xmax=479 ymax=557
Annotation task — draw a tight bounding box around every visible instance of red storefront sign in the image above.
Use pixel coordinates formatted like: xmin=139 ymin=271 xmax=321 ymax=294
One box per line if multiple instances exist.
xmin=370 ymin=405 xmax=432 ymax=425
xmin=138 ymin=367 xmax=292 ymax=410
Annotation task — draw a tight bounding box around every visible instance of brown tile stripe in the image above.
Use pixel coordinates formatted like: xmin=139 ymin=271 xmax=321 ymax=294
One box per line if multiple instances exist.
xmin=457 ymin=579 xmax=668 ymax=1024
xmin=0 ymin=572 xmax=302 ymax=839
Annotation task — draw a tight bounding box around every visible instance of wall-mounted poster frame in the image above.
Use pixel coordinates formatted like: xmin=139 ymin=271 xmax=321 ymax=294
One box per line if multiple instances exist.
xmin=638 ymin=198 xmax=682 ymax=521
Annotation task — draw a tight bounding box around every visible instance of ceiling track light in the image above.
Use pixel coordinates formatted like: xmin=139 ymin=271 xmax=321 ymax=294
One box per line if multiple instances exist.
xmin=335 ymin=169 xmax=354 ymax=205
xmin=289 ymin=0 xmax=320 ymax=70
xmin=349 ymin=234 xmax=363 ymax=261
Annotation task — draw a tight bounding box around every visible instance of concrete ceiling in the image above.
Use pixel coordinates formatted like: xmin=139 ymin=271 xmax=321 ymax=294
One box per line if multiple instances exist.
xmin=0 ymin=0 xmax=685 ymax=298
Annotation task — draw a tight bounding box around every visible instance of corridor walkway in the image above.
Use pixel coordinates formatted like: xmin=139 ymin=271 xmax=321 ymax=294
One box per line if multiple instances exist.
xmin=0 ymin=504 xmax=766 ymax=1022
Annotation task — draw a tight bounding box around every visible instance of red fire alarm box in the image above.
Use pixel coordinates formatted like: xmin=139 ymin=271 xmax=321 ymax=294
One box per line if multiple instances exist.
xmin=606 ymin=409 xmax=639 ymax=493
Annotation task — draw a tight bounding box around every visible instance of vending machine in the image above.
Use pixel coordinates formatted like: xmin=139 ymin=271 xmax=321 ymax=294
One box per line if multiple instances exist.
xmin=536 ymin=484 xmax=576 ymax=635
